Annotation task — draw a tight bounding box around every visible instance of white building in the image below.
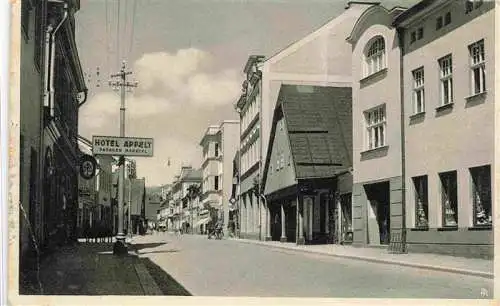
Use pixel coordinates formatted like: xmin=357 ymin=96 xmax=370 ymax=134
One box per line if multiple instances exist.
xmin=199 ymin=121 xmax=239 ymax=230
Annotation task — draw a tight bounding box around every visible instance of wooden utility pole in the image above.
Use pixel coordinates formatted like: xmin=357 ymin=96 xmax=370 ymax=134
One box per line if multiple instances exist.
xmin=108 ymin=61 xmax=138 ymax=254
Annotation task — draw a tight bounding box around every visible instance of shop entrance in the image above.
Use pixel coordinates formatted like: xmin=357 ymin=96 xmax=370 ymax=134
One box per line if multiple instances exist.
xmin=364 ymin=182 xmax=390 ymax=245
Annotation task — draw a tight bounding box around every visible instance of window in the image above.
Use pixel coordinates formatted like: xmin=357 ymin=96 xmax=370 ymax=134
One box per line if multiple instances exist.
xmin=417 ymin=27 xmax=424 ymax=40
xmin=364 ymin=105 xmax=386 ymax=150
xmin=466 ymin=0 xmax=483 ymax=13
xmin=215 ymin=143 xmax=219 ymax=157
xmin=214 ymin=176 xmax=219 ymax=191
xmin=438 ymin=55 xmax=453 ymax=105
xmin=410 ymin=32 xmax=416 ymax=43
xmin=412 ymin=67 xmax=425 ymax=114
xmin=413 ymin=176 xmax=428 ymax=228
xmin=436 ymin=16 xmax=443 ymax=30
xmin=440 ymin=171 xmax=458 ymax=227
xmin=21 ymin=0 xmax=32 ymax=39
xmin=444 ymin=12 xmax=451 ymax=25
xmin=34 ymin=0 xmax=43 ymax=70
xmin=469 ymin=40 xmax=486 ymax=95
xmin=364 ymin=37 xmax=386 ymax=76
xmin=470 ymin=165 xmax=491 ymax=227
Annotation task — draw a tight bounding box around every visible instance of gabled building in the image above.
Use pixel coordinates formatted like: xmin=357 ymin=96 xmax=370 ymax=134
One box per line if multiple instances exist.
xmin=262 ymin=84 xmax=352 ymax=245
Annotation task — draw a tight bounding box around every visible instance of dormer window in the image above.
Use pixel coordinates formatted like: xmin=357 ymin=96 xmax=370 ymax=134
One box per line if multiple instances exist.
xmin=364 ymin=36 xmax=386 ymax=77
xmin=466 ymin=0 xmax=483 ymax=14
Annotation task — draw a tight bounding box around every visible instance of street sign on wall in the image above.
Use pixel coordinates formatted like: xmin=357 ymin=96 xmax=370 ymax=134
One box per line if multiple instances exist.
xmin=92 ymin=135 xmax=154 ymax=157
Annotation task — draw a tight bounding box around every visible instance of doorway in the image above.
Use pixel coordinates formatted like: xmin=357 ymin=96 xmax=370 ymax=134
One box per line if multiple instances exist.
xmin=364 ymin=182 xmax=390 ymax=245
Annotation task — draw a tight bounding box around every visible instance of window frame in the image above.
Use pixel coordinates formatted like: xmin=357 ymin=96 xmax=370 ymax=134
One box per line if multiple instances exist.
xmin=440 ymin=170 xmax=458 ymax=228
xmin=364 ymin=36 xmax=386 ymax=77
xmin=468 ymin=39 xmax=486 ymax=95
xmin=413 ymin=175 xmax=429 ymax=228
xmin=412 ymin=67 xmax=425 ymax=114
xmin=436 ymin=16 xmax=443 ymax=30
xmin=444 ymin=12 xmax=452 ymax=25
xmin=470 ymin=165 xmax=491 ymax=227
xmin=438 ymin=55 xmax=453 ymax=106
xmin=364 ymin=105 xmax=387 ymax=151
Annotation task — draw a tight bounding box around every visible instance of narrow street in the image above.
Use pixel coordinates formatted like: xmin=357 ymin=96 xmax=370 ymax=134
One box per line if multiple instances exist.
xmin=133 ymin=233 xmax=493 ymax=299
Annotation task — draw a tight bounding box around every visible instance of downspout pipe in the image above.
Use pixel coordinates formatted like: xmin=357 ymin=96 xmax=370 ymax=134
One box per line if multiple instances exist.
xmin=48 ymin=2 xmax=68 ymax=117
xmin=397 ymin=27 xmax=407 ymax=254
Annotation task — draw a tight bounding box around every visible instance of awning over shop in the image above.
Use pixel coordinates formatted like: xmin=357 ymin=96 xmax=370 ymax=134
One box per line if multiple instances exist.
xmin=195 ymin=217 xmax=211 ymax=227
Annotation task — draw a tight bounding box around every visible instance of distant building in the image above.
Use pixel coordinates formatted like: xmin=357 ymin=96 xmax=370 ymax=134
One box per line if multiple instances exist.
xmin=235 ymin=55 xmax=265 ymax=240
xmin=199 ymin=121 xmax=239 ymax=231
xmin=145 ymin=193 xmax=162 ymax=226
xmin=170 ymin=166 xmax=202 ymax=232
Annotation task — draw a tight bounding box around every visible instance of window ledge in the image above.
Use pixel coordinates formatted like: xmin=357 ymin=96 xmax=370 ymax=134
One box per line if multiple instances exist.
xmin=435 ymin=103 xmax=454 ymax=112
xmin=465 ymin=91 xmax=487 ymax=101
xmin=409 ymin=112 xmax=425 ymax=120
xmin=468 ymin=225 xmax=492 ymax=231
xmin=410 ymin=227 xmax=429 ymax=231
xmin=361 ymin=145 xmax=389 ymax=155
xmin=360 ymin=68 xmax=388 ymax=84
xmin=437 ymin=226 xmax=458 ymax=231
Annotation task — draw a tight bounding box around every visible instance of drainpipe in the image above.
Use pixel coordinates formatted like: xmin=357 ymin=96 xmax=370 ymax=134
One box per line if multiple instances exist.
xmin=48 ymin=2 xmax=68 ymax=117
xmin=397 ymin=27 xmax=407 ymax=253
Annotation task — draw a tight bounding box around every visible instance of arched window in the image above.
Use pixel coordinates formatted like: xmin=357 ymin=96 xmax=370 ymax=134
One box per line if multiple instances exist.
xmin=364 ymin=36 xmax=386 ymax=77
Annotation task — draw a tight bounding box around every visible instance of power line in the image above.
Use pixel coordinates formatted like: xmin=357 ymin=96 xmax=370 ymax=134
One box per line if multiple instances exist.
xmin=116 ymin=0 xmax=121 ymax=70
xmin=105 ymin=0 xmax=110 ymax=75
xmin=127 ymin=0 xmax=138 ymax=61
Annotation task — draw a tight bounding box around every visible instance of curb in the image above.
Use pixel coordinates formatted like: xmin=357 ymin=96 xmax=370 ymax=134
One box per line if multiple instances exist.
xmin=232 ymin=238 xmax=494 ymax=279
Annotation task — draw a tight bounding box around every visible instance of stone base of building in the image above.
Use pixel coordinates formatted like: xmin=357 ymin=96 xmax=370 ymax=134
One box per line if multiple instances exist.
xmin=407 ymin=243 xmax=493 ymax=259
xmin=280 ymin=237 xmax=287 ymax=243
xmin=240 ymin=232 xmax=260 ymax=240
xmin=265 ymin=236 xmax=272 ymax=241
xmin=296 ymin=237 xmax=305 ymax=245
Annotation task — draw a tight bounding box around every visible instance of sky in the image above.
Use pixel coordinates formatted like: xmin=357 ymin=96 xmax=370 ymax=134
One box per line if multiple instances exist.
xmin=75 ymin=0 xmax=418 ymax=187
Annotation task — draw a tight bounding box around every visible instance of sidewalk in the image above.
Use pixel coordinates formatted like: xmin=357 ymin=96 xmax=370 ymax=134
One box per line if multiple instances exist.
xmin=19 ymin=241 xmax=163 ymax=295
xmin=231 ymin=238 xmax=494 ymax=279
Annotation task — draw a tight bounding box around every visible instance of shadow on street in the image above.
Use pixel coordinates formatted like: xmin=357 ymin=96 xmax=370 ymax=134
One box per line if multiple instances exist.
xmin=139 ymin=257 xmax=192 ymax=296
xmin=132 ymin=242 xmax=167 ymax=251
xmin=19 ymin=242 xmax=190 ymax=296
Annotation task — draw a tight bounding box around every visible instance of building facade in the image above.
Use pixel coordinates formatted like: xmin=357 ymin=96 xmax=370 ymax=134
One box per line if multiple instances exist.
xmin=346 ymin=3 xmax=406 ymax=249
xmin=20 ymin=0 xmax=87 ymax=271
xmin=394 ymin=0 xmax=494 ymax=258
xmin=262 ymin=85 xmax=353 ymax=245
xmin=199 ymin=121 xmax=239 ymax=232
xmin=170 ymin=166 xmax=202 ymax=232
xmin=235 ymin=55 xmax=265 ymax=240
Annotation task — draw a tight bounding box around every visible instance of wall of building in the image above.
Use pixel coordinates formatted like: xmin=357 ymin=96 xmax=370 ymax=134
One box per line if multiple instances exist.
xmin=351 ymin=24 xmax=402 ymax=184
xmin=402 ymin=2 xmax=494 ymax=258
xmin=19 ymin=1 xmax=43 ymax=258
xmin=221 ymin=121 xmax=239 ymax=226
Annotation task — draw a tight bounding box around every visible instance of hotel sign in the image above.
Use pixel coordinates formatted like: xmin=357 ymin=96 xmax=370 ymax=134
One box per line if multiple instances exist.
xmin=92 ymin=135 xmax=154 ymax=157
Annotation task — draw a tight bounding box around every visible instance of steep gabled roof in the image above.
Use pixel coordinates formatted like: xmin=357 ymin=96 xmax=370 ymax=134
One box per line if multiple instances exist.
xmin=262 ymin=84 xmax=353 ymax=191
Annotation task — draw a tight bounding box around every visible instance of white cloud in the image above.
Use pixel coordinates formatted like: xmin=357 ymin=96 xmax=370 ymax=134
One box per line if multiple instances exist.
xmin=79 ymin=48 xmax=241 ymax=186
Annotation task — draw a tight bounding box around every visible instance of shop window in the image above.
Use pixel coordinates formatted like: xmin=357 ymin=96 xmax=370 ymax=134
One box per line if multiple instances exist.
xmin=470 ymin=165 xmax=491 ymax=227
xmin=440 ymin=171 xmax=458 ymax=227
xmin=413 ymin=175 xmax=428 ymax=228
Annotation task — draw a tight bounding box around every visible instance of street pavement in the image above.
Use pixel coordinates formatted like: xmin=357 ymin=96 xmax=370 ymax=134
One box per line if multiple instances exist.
xmin=132 ymin=232 xmax=494 ymax=299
